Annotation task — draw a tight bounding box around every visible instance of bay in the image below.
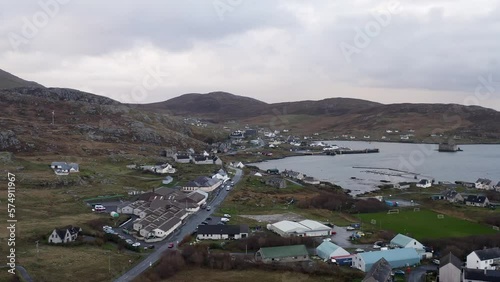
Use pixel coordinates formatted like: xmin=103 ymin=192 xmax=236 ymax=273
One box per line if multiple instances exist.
xmin=249 ymin=141 xmax=500 ymax=195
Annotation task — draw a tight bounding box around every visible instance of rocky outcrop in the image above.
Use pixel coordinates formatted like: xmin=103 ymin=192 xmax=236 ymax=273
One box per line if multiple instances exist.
xmin=0 ymin=130 xmax=21 ymax=150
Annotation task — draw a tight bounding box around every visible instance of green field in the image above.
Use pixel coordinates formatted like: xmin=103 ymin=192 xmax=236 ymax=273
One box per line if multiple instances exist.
xmin=358 ymin=209 xmax=498 ymax=239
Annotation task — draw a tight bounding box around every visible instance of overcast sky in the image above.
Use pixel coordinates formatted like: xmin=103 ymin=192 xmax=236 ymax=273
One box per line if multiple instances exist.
xmin=1 ymin=0 xmax=500 ymax=109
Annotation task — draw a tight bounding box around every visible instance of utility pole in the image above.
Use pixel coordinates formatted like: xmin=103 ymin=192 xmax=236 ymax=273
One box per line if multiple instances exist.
xmin=35 ymin=240 xmax=39 ymax=260
xmin=51 ymin=110 xmax=55 ymax=125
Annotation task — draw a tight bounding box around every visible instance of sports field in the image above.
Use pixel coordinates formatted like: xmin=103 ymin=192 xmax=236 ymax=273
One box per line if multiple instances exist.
xmin=357 ymin=209 xmax=498 ymax=239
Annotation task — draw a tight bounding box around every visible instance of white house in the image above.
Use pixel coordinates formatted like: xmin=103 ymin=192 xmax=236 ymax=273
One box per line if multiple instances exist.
xmin=48 ymin=226 xmax=82 ymax=244
xmin=416 ymin=179 xmax=431 ymax=188
xmin=466 ymin=247 xmax=500 ymax=270
xmin=196 ymin=224 xmax=249 ymax=240
xmin=212 ymin=169 xmax=230 ymax=183
xmin=475 ymin=178 xmax=493 ymax=190
xmin=50 ymin=162 xmax=79 ymax=175
xmin=439 ymin=253 xmax=463 ymax=282
xmin=182 ymin=176 xmax=221 ymax=192
xmin=390 ymin=234 xmax=425 ymax=250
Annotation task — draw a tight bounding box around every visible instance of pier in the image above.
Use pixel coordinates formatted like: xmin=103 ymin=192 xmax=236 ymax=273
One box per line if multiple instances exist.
xmin=325 ymin=148 xmax=379 ymax=155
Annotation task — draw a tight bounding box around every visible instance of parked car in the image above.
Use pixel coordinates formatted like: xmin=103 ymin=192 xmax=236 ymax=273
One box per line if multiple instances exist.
xmin=125 ymin=239 xmax=134 ymax=245
xmin=94 ymin=205 xmax=106 ymax=212
xmin=346 ymin=226 xmax=355 ymax=231
xmin=102 ymin=225 xmax=112 ymax=231
xmin=132 ymin=242 xmax=141 ymax=247
xmin=201 ymin=221 xmax=208 ymax=225
xmin=118 ymin=235 xmax=125 ymax=239
xmin=217 ymin=221 xmax=226 ymax=225
xmin=206 ymin=206 xmax=211 ymax=211
xmin=206 ymin=217 xmax=212 ymax=221
xmin=393 ymin=270 xmax=405 ymax=276
xmin=220 ymin=217 xmax=230 ymax=222
xmin=432 ymin=259 xmax=440 ymax=265
xmin=168 ymin=242 xmax=174 ymax=248
xmin=223 ymin=214 xmax=231 ymax=218
xmin=122 ymin=228 xmax=130 ymax=234
xmin=144 ymin=245 xmax=155 ymax=250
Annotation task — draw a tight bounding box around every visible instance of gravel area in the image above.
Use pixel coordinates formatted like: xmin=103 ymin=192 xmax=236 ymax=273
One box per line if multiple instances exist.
xmin=239 ymin=212 xmax=305 ymax=223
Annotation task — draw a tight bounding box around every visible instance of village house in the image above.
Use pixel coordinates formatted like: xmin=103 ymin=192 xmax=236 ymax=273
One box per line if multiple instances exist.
xmin=48 ymin=226 xmax=82 ymax=244
xmin=495 ymin=181 xmax=500 ymax=191
xmin=174 ymin=153 xmax=191 ymax=163
xmin=396 ymin=182 xmax=412 ymax=189
xmin=196 ymin=224 xmax=249 ymax=240
xmin=140 ymin=163 xmax=176 ymax=174
xmin=50 ymin=162 xmax=79 ymax=175
xmin=229 ymin=161 xmax=245 ymax=168
xmin=255 ymin=245 xmax=309 ymax=263
xmin=442 ymin=189 xmax=464 ymax=203
xmin=362 ymin=258 xmax=392 ymax=282
xmin=439 ymin=253 xmax=463 ymax=282
xmin=303 ymin=176 xmax=320 ymax=185
xmin=390 ymin=234 xmax=425 ymax=250
xmin=475 ymin=178 xmax=493 ymax=190
xmin=463 ymin=268 xmax=500 ymax=282
xmin=265 ymin=177 xmax=287 ymax=189
xmin=466 ymin=247 xmax=500 ymax=270
xmin=416 ymin=179 xmax=432 ymax=188
xmin=282 ymin=169 xmax=305 ymax=180
xmin=182 ymin=176 xmax=222 ymax=192
xmin=212 ymin=169 xmax=230 ymax=183
xmin=464 ymin=195 xmax=490 ymax=207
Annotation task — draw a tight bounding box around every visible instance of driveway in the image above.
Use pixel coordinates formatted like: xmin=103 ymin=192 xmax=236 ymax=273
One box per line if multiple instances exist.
xmin=407 ymin=264 xmax=438 ymax=282
xmin=114 ymin=168 xmax=243 ymax=282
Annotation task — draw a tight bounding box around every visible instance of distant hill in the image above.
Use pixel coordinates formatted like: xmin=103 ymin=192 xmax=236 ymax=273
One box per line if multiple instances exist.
xmin=138 ymin=92 xmax=500 ymax=141
xmin=137 ymin=92 xmax=382 ymax=119
xmin=0 ymin=68 xmax=45 ymax=89
xmin=136 ymin=91 xmax=268 ymax=119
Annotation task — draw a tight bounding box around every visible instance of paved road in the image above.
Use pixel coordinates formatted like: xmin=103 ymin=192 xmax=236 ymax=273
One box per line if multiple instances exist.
xmin=114 ymin=168 xmax=243 ymax=282
xmin=407 ymin=264 xmax=437 ymax=282
xmin=1 ymin=265 xmax=33 ymax=282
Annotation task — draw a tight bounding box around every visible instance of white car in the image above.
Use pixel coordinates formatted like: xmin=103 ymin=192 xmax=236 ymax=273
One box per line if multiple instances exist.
xmin=102 ymin=225 xmax=112 ymax=230
xmin=132 ymin=242 xmax=141 ymax=247
xmin=220 ymin=217 xmax=230 ymax=222
xmin=125 ymin=239 xmax=134 ymax=245
xmin=223 ymin=214 xmax=231 ymax=218
xmin=346 ymin=226 xmax=355 ymax=230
